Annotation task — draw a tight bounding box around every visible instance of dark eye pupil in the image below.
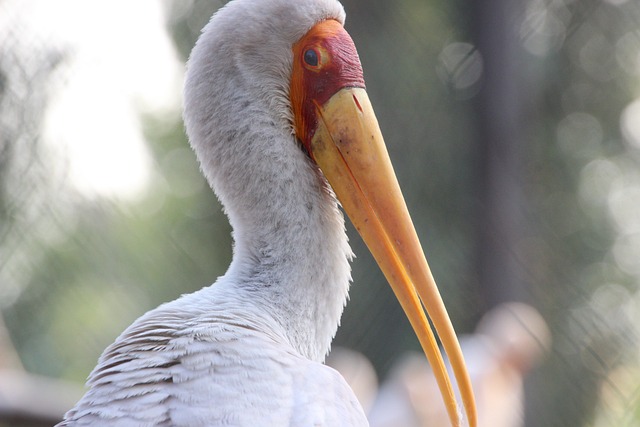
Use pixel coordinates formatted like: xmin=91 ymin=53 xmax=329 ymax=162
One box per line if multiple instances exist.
xmin=304 ymin=49 xmax=319 ymax=67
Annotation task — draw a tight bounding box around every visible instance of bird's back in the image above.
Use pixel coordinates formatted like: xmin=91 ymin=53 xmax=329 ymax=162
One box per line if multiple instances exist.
xmin=58 ymin=287 xmax=367 ymax=427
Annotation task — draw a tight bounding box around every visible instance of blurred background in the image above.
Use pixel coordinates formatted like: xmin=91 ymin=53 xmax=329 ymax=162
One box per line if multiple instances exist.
xmin=1 ymin=0 xmax=639 ymax=426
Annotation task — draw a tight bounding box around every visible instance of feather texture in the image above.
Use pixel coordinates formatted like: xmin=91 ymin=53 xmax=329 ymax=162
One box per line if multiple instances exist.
xmin=59 ymin=0 xmax=368 ymax=425
xmin=59 ymin=284 xmax=365 ymax=426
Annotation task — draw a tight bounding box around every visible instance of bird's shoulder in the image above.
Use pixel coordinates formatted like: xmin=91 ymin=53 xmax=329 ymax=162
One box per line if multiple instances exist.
xmin=59 ymin=289 xmax=367 ymax=426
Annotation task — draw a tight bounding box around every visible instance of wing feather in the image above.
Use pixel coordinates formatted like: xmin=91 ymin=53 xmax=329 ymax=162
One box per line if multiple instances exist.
xmin=58 ymin=294 xmax=367 ymax=427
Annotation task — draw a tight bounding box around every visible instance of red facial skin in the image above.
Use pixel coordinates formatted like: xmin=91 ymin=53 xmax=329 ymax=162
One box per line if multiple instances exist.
xmin=291 ymin=20 xmax=366 ymax=156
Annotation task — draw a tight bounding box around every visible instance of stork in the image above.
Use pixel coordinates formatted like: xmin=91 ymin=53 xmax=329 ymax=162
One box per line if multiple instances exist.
xmin=58 ymin=0 xmax=476 ymax=425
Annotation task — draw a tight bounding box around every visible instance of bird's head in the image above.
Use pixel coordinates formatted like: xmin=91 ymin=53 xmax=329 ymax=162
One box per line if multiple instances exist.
xmin=184 ymin=1 xmax=476 ymax=426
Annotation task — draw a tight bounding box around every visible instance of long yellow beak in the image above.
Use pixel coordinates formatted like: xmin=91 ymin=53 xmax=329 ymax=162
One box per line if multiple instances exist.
xmin=311 ymin=87 xmax=477 ymax=427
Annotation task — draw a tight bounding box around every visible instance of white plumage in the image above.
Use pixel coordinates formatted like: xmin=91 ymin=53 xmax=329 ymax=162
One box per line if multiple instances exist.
xmin=59 ymin=1 xmax=363 ymax=425
xmin=60 ymin=287 xmax=365 ymax=425
xmin=58 ymin=0 xmax=476 ymax=425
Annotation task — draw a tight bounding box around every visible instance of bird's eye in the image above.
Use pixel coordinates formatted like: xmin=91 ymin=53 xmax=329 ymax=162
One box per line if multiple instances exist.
xmin=303 ymin=49 xmax=319 ymax=67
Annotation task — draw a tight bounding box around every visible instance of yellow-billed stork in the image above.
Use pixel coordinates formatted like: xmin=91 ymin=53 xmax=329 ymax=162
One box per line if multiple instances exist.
xmin=58 ymin=0 xmax=476 ymax=425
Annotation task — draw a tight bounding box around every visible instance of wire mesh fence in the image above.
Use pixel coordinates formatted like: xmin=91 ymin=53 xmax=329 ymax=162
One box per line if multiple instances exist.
xmin=1 ymin=0 xmax=640 ymax=426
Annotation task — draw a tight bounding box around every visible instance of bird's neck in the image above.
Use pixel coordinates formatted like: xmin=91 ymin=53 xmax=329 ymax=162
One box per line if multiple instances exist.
xmin=227 ymin=184 xmax=352 ymax=362
xmin=193 ymin=99 xmax=353 ymax=362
